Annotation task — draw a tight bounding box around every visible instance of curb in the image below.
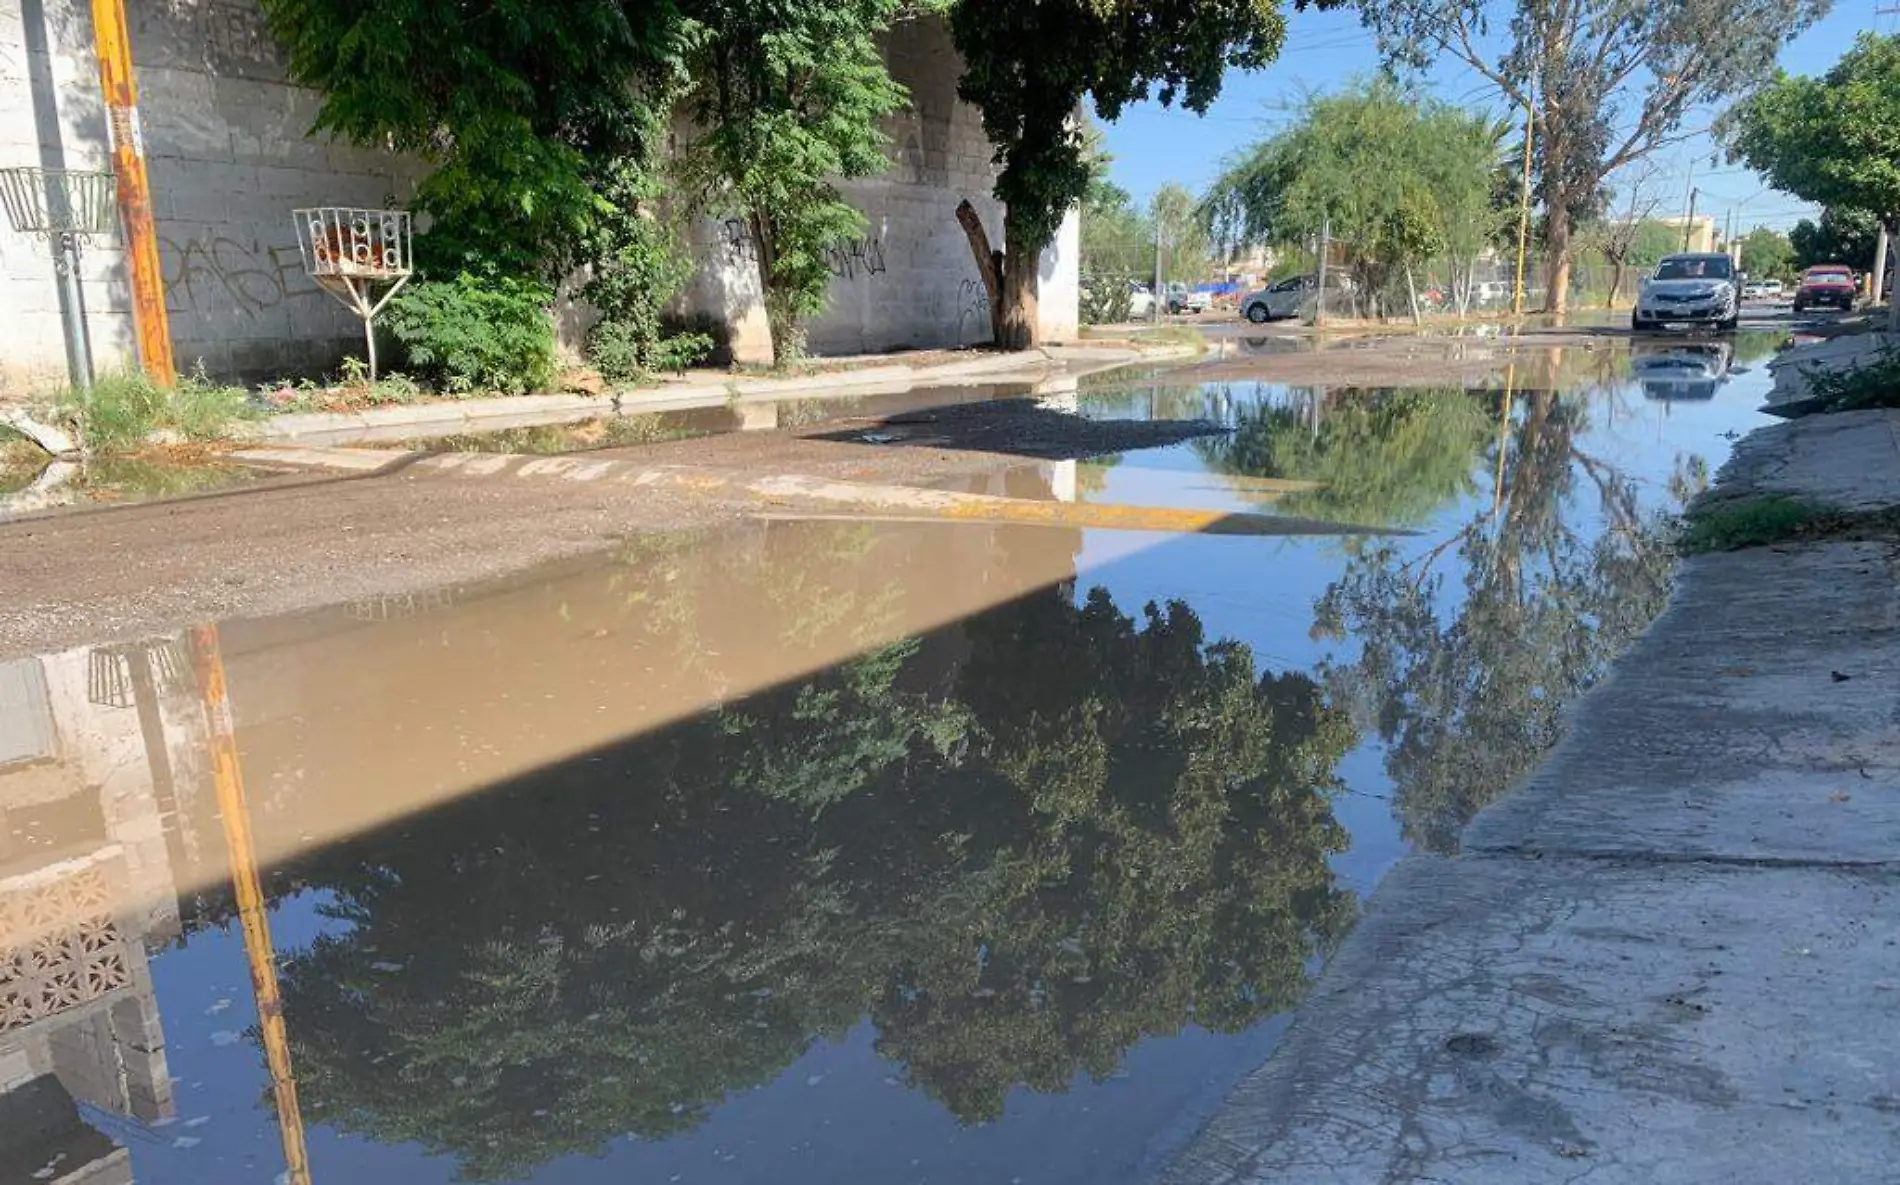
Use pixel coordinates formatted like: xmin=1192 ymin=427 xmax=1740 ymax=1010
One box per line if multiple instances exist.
xmin=234 ymin=347 xmax=1168 ymax=447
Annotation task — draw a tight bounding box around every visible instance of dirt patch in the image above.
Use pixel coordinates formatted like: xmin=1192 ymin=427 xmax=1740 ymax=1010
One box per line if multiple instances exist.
xmin=0 ymin=394 xmax=1227 ymax=658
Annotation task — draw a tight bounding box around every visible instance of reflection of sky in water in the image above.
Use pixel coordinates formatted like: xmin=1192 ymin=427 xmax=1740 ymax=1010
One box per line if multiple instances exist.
xmin=18 ymin=363 xmax=1773 ymax=1185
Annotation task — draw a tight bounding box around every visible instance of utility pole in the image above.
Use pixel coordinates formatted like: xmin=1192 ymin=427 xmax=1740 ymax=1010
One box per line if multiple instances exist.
xmin=1872 ymin=225 xmax=1889 ymax=307
xmin=1315 ymin=216 xmax=1331 ymax=328
xmin=1512 ymin=102 xmax=1534 ymax=316
xmin=1152 ymin=218 xmax=1163 ymax=324
xmin=1682 ymin=186 xmax=1699 ymax=253
xmin=87 ymin=0 xmax=174 ymax=384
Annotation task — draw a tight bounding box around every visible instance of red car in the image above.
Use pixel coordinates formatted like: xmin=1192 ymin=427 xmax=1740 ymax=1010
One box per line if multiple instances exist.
xmin=1793 ymin=266 xmax=1858 ymax=313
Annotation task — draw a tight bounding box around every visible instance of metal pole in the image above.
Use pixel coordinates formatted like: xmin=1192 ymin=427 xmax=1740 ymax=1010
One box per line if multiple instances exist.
xmin=1152 ymin=217 xmax=1163 ymax=324
xmin=189 ymin=624 xmax=311 ymax=1185
xmin=87 ymin=0 xmax=175 ymax=385
xmin=1315 ymin=217 xmax=1330 ymax=329
xmin=1872 ymin=225 xmax=1889 ymax=310
xmin=1513 ymin=102 xmax=1534 ymax=317
xmin=54 ymin=232 xmax=93 ymax=390
xmin=1682 ymin=187 xmax=1698 ymax=253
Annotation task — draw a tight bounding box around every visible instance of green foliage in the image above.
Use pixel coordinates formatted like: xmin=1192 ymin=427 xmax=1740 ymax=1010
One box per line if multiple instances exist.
xmin=1800 ymin=348 xmax=1900 ymax=413
xmin=1790 ymin=207 xmax=1882 ymax=272
xmin=1359 ymin=0 xmax=1830 ymax=310
xmin=50 ymin=369 xmax=254 ymax=453
xmin=1204 ymin=79 xmax=1505 ymax=312
xmin=259 ymin=0 xmax=678 ymax=278
xmin=1680 ymin=495 xmax=1840 ymax=552
xmin=575 ymin=147 xmax=710 ymax=385
xmin=674 ymin=0 xmax=908 ymax=363
xmin=1080 ymin=277 xmax=1136 ymax=325
xmin=1625 ymin=220 xmax=1688 ymax=270
xmin=1737 ymin=226 xmax=1794 ymax=279
xmin=949 ymin=0 xmax=1286 ymax=342
xmin=1153 ymin=183 xmax=1217 ymax=284
xmin=384 ymin=275 xmax=556 ymax=395
xmin=1726 ymin=34 xmax=1900 ymax=227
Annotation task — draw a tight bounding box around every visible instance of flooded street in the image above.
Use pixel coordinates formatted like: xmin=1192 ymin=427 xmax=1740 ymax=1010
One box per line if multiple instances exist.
xmin=2 ymin=349 xmax=1772 ymax=1185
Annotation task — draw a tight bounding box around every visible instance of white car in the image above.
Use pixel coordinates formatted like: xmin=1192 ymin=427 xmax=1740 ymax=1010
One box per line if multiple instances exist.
xmin=1126 ymin=281 xmax=1155 ymax=320
xmin=1165 ymin=283 xmax=1212 ymax=315
xmin=1632 ymin=253 xmax=1740 ymax=332
xmin=1240 ymin=275 xmax=1317 ymax=322
xmin=1630 ymin=341 xmax=1734 ymax=401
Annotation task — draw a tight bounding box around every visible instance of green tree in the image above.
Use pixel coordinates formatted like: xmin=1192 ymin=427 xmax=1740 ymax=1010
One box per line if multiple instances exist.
xmin=1738 ymin=226 xmax=1795 ymax=280
xmin=259 ymin=0 xmax=679 ymax=279
xmin=674 ymin=0 xmax=910 ymax=363
xmin=948 ymin=0 xmax=1291 ymax=349
xmin=1726 ymin=35 xmax=1900 ymax=236
xmin=1789 ymin=207 xmax=1881 ymax=271
xmin=1203 ymin=79 xmax=1504 ymax=317
xmin=1357 ymin=0 xmax=1831 ymax=313
xmin=1153 ymin=183 xmax=1216 ymax=285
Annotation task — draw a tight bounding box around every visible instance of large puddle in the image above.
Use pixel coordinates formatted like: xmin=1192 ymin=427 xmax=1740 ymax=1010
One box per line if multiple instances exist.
xmin=1 ymin=347 xmax=1771 ymax=1185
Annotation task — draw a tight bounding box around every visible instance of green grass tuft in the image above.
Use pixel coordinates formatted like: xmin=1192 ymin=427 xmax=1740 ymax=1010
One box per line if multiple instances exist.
xmin=1679 ymin=495 xmax=1842 ymax=553
xmin=49 ymin=369 xmax=255 ymax=453
xmin=1803 ymin=349 xmax=1900 ymax=414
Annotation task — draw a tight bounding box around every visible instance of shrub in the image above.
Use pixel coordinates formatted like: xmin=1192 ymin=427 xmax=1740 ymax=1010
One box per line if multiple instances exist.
xmin=384 ymin=274 xmax=557 ymax=395
xmin=1679 ymin=495 xmax=1839 ymax=553
xmin=49 ymin=369 xmax=253 ymax=453
xmin=579 ymin=156 xmax=713 ymax=384
xmin=1081 ymin=275 xmax=1135 ymax=325
xmin=1802 ymin=349 xmax=1900 ymax=413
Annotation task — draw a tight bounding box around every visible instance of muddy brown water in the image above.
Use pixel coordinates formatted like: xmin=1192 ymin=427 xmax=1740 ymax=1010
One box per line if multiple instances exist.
xmin=1 ymin=353 xmax=1773 ymax=1185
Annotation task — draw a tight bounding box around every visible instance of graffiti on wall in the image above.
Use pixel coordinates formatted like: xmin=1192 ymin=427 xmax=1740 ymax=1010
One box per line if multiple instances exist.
xmin=160 ymin=235 xmax=321 ymax=318
xmin=956 ymin=277 xmax=990 ymax=345
xmin=824 ymin=237 xmax=886 ymax=281
xmin=722 ymin=219 xmax=758 ymax=266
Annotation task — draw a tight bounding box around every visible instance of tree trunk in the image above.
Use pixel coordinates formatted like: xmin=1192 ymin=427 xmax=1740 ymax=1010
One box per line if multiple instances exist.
xmin=999 ymin=232 xmax=1039 ymax=350
xmin=1544 ymin=202 xmax=1572 ymax=315
xmin=954 ymin=200 xmax=1005 ymax=346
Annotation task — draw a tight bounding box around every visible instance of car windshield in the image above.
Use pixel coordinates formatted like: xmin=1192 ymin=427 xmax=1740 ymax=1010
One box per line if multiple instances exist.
xmin=1654 ymin=257 xmax=1733 ymax=281
xmin=1806 ymin=270 xmax=1851 ymax=282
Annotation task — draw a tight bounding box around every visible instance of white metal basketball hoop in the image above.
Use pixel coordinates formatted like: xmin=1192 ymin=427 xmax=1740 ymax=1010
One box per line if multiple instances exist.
xmin=293 ymin=207 xmax=413 ymax=379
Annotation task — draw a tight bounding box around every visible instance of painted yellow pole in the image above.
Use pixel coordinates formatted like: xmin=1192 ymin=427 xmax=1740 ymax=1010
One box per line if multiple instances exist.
xmin=87 ymin=0 xmax=175 ymax=384
xmin=1513 ymin=104 xmax=1535 ymax=318
xmin=190 ymin=625 xmax=310 ymax=1185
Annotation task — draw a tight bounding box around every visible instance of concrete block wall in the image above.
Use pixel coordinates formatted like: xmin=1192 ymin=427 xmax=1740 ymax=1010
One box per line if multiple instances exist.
xmin=0 ymin=2 xmax=1076 ymax=388
xmin=682 ymin=16 xmax=1080 ymax=363
xmin=0 ymin=0 xmax=424 ymax=390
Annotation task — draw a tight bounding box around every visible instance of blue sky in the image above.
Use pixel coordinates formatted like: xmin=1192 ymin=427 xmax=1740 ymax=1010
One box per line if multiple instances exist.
xmin=1098 ymin=0 xmax=1881 ymax=234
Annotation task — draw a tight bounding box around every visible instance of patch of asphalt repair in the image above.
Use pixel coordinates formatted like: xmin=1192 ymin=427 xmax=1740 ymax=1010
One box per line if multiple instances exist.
xmin=1165 ymin=409 xmax=1900 ymax=1185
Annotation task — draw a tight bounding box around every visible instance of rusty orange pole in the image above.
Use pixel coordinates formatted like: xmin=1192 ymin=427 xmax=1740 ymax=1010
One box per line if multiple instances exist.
xmin=87 ymin=0 xmax=175 ymax=384
xmin=190 ymin=625 xmax=311 ymax=1185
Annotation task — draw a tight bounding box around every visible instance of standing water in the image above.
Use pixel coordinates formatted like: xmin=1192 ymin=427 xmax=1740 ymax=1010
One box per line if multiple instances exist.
xmin=0 ymin=342 xmax=1771 ymax=1185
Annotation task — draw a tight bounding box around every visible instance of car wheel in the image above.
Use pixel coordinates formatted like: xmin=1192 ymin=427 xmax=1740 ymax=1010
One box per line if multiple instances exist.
xmin=1718 ymin=315 xmax=1739 ymax=333
xmin=1245 ymin=304 xmax=1271 ymax=324
xmin=1631 ymin=312 xmax=1651 ymax=332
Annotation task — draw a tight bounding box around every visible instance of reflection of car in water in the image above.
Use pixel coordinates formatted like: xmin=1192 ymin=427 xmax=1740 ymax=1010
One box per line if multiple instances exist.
xmin=1630 ymin=341 xmax=1735 ymax=401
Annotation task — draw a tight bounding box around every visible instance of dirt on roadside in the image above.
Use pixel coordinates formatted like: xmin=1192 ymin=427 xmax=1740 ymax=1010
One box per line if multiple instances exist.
xmin=0 ymin=398 xmax=1227 ymax=659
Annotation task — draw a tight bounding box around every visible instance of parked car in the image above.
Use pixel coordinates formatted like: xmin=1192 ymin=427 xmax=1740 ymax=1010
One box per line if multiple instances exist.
xmin=1762 ymin=279 xmax=1785 ymax=299
xmin=1792 ymin=265 xmax=1857 ymax=313
xmin=1240 ymin=275 xmax=1316 ymax=323
xmin=1742 ymin=280 xmax=1771 ymax=300
xmin=1632 ymin=253 xmax=1740 ymax=332
xmin=1126 ymin=281 xmax=1156 ymax=320
xmin=1165 ymin=282 xmax=1212 ymax=315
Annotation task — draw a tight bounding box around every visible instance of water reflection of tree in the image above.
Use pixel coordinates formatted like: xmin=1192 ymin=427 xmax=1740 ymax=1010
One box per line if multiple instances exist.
xmin=276 ymin=587 xmax=1355 ymax=1180
xmin=1313 ymin=392 xmax=1683 ymax=851
xmin=1195 ymin=388 xmax=1493 ymax=526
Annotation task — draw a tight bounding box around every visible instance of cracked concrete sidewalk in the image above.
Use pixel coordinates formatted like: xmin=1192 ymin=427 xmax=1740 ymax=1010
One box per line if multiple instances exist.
xmin=1166 ymin=409 xmax=1900 ymax=1184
